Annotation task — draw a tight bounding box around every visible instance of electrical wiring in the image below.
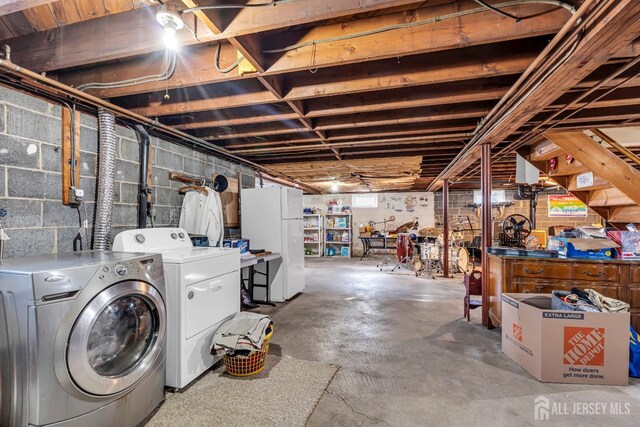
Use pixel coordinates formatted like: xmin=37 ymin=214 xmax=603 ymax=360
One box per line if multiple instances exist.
xmin=472 ymin=0 xmax=521 ymax=21
xmin=182 ymin=0 xmax=294 ymax=13
xmin=215 ymin=43 xmax=244 ymax=74
xmin=75 ymin=50 xmax=177 ymax=91
xmin=262 ymin=0 xmax=576 ymax=54
xmin=81 ymin=200 xmax=90 ymax=248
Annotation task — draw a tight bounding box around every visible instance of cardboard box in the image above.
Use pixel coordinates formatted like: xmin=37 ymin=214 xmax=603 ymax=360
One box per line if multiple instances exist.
xmin=359 ymin=232 xmax=372 ymax=237
xmin=620 ymin=231 xmax=640 ymax=259
xmin=547 ymin=236 xmax=618 ymax=259
xmin=502 ymin=293 xmax=629 ymax=385
xmin=222 ymin=239 xmax=250 ymax=253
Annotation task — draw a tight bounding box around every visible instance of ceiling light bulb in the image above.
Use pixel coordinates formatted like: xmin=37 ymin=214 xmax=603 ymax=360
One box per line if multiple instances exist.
xmin=331 ymin=182 xmax=339 ymax=192
xmin=163 ymin=27 xmax=178 ymax=50
xmin=156 ymin=5 xmax=184 ymax=50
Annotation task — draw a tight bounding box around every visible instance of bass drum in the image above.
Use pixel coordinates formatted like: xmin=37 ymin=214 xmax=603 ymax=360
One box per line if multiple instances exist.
xmin=456 ymin=247 xmax=472 ymax=274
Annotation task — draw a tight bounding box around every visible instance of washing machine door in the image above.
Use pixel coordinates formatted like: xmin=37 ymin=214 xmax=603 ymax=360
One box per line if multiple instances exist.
xmin=67 ymin=280 xmax=166 ymax=396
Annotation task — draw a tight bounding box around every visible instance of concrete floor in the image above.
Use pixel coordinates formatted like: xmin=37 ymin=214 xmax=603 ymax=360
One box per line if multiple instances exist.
xmin=255 ymin=257 xmax=640 ymax=426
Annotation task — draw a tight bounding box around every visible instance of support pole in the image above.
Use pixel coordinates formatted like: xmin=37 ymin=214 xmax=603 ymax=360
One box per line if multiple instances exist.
xmin=442 ymin=179 xmax=450 ymax=278
xmin=481 ymin=143 xmax=493 ymax=329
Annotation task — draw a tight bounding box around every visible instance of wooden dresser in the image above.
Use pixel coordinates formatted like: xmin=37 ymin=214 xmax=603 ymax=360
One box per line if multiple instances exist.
xmin=488 ymin=253 xmax=640 ymax=330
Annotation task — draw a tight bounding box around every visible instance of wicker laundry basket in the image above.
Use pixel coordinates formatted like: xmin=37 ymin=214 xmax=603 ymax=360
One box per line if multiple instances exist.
xmin=223 ymin=325 xmax=273 ymax=377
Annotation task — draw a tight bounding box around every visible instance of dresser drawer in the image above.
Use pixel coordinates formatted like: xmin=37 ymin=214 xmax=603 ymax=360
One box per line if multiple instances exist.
xmin=513 ymin=279 xmax=620 ymax=299
xmin=511 ymin=260 xmax=618 ymax=282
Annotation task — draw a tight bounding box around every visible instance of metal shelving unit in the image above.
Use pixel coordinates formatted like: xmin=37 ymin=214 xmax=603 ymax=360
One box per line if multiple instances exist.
xmin=303 ymin=214 xmax=323 ymax=257
xmin=324 ymin=213 xmax=352 ymax=257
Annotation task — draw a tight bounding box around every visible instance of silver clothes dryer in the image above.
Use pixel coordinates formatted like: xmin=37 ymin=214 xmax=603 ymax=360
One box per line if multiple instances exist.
xmin=0 ymin=251 xmax=167 ymax=427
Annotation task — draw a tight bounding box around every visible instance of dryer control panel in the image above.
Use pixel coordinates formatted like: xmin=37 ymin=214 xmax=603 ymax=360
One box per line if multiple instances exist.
xmin=113 ymin=227 xmax=192 ymax=253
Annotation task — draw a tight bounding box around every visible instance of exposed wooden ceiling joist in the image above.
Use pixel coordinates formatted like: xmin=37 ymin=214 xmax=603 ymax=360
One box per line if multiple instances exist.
xmin=435 ymin=0 xmax=640 ymax=189
xmin=8 ymin=0 xmax=633 ymax=193
xmin=262 ymin=0 xmax=571 ymax=73
xmin=53 ymin=35 xmax=546 ymax=100
xmin=0 ymin=0 xmax=55 ymax=16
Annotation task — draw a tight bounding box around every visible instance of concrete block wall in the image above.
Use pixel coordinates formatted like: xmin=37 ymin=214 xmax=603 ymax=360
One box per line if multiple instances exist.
xmin=0 ymin=85 xmax=255 ymax=258
xmin=434 ymin=190 xmax=602 ymax=243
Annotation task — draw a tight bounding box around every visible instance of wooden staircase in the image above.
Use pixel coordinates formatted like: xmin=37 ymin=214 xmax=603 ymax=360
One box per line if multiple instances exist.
xmin=519 ymin=130 xmax=640 ymax=227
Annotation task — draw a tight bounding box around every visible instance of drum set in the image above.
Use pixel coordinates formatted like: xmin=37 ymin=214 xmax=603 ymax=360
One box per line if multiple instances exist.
xmin=391 ymin=229 xmax=473 ymax=278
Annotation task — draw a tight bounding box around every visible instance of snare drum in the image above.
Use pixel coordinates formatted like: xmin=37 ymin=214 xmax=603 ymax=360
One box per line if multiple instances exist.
xmin=420 ymin=243 xmax=440 ymax=261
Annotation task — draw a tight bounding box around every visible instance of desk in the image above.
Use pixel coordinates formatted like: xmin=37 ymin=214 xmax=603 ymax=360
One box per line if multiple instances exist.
xmin=241 ymin=253 xmax=281 ymax=306
xmin=358 ymin=236 xmax=396 ymax=260
xmin=487 ymin=253 xmax=640 ymax=330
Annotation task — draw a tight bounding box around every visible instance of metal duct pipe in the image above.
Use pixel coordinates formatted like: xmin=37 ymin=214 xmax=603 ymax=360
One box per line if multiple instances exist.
xmin=92 ymin=108 xmax=117 ymax=250
xmin=135 ymin=125 xmax=151 ymax=229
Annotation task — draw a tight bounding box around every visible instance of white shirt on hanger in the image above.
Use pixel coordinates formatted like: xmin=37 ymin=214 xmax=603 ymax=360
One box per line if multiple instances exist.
xmin=178 ymin=190 xmax=206 ymax=234
xmin=199 ymin=187 xmax=224 ymax=247
xmin=178 ymin=186 xmax=225 ymax=246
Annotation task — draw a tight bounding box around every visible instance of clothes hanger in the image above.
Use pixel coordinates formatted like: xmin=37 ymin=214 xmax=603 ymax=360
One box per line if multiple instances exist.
xmin=178 ymin=185 xmax=208 ymax=195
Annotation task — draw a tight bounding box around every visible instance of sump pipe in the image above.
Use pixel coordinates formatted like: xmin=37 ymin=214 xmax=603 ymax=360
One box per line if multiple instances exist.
xmin=135 ymin=125 xmax=151 ymax=229
xmin=92 ymin=108 xmax=117 ymax=250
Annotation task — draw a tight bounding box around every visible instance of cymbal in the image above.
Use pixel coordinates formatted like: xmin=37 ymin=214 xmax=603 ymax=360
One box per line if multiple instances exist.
xmin=394 ymin=220 xmax=418 ymax=234
xmin=418 ymin=227 xmax=441 ymax=237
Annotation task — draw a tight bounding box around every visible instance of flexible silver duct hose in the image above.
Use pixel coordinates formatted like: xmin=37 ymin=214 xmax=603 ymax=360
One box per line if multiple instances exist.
xmin=92 ymin=108 xmax=117 ymax=250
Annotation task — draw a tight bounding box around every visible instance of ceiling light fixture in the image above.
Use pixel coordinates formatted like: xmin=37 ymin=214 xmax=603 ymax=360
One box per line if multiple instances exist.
xmin=156 ymin=5 xmax=184 ymax=50
xmin=331 ymin=182 xmax=339 ymax=192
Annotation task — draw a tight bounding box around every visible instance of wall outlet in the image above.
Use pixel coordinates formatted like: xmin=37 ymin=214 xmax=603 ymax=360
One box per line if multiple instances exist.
xmin=68 ymin=187 xmax=84 ymax=205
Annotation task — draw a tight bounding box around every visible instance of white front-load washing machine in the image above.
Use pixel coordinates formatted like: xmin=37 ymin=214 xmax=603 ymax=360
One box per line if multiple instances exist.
xmin=113 ymin=228 xmax=240 ymax=390
xmin=0 ymin=251 xmax=166 ymax=427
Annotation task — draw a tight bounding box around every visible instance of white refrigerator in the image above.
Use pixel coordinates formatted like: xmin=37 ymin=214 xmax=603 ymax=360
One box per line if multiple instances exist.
xmin=241 ymin=186 xmax=305 ymax=301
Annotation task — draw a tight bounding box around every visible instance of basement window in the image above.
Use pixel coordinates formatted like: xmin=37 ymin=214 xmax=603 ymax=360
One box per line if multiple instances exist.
xmin=352 ymin=194 xmax=378 ymax=208
xmin=473 ymin=190 xmax=506 ymax=205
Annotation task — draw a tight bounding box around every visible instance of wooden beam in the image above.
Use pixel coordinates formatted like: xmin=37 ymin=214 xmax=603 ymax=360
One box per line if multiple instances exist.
xmin=197 ymin=123 xmax=312 ymax=141
xmin=0 ymin=0 xmax=55 ymax=16
xmin=609 ymin=205 xmax=640 ymax=223
xmin=61 ymin=106 xmax=80 ymax=205
xmin=5 ymin=6 xmax=216 ymax=72
xmin=281 ymin=44 xmax=538 ymax=101
xmin=13 ymin=0 xmax=441 ymax=74
xmin=174 ymin=111 xmax=300 ymax=130
xmin=216 ymin=0 xmax=431 ymax=39
xmin=325 ymin=120 xmax=476 ymax=141
xmin=224 ymin=137 xmax=323 ymax=150
xmin=566 ymin=173 xmax=611 ymax=192
xmin=56 ymin=39 xmax=538 ymax=101
xmin=130 ymin=90 xmax=279 ymax=116
xmin=545 ymin=131 xmax=640 ymax=205
xmin=263 ymin=0 xmax=570 ymax=73
xmin=314 ymin=103 xmax=492 ymax=131
xmin=132 ymin=76 xmax=511 ymax=119
xmin=305 ymin=79 xmax=513 ymax=118
xmin=55 ymin=43 xmax=243 ymax=98
xmin=527 ymin=138 xmax=563 ymax=162
xmin=588 ymin=187 xmax=636 ymax=207
xmin=230 ymin=133 xmax=470 ymax=154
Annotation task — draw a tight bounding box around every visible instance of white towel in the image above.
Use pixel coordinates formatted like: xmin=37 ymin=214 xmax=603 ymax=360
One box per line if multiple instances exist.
xmin=211 ymin=312 xmax=272 ymax=356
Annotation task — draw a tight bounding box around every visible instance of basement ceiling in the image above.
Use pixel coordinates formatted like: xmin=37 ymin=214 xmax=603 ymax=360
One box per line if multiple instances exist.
xmin=267 ymin=156 xmax=423 ymax=193
xmin=1 ymin=0 xmax=639 ymax=192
